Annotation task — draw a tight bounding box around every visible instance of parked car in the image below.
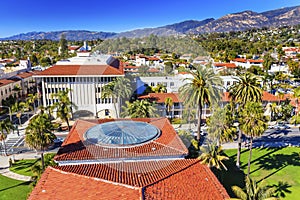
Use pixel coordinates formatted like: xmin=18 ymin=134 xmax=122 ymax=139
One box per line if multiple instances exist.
xmin=274 ymin=122 xmax=289 ymax=130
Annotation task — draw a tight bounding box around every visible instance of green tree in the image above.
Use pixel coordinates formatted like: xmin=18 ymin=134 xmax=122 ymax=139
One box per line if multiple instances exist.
xmin=51 ymin=89 xmax=76 ymax=131
xmin=0 ymin=119 xmax=13 ymax=156
xmin=152 ymin=83 xmax=167 ymax=93
xmin=27 ymin=93 xmax=38 ymax=113
xmin=121 ymin=99 xmax=157 ymax=118
xmin=232 ymin=176 xmax=277 ymax=200
xmin=199 ymin=143 xmax=228 ymax=170
xmin=207 ymin=105 xmax=237 ymax=146
xmin=12 ymin=102 xmax=24 ymax=125
xmin=59 ymin=34 xmax=68 ymax=58
xmin=164 ymin=97 xmax=173 ymax=119
xmin=239 ymin=102 xmax=268 ymax=176
xmin=101 ymin=77 xmax=132 ymax=118
xmin=179 ymin=66 xmax=222 ymax=142
xmin=229 ymin=72 xmax=262 ymax=169
xmin=19 ymin=100 xmax=33 ymax=120
xmin=25 ymin=112 xmax=56 ymax=170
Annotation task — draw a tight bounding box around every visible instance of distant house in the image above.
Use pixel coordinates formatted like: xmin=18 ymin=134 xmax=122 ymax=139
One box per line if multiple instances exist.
xmin=230 ymin=58 xmax=263 ymax=69
xmin=136 ymin=55 xmax=161 ymax=67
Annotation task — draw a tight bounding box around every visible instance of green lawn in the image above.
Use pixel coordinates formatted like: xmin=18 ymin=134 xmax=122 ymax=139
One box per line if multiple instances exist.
xmin=216 ymin=147 xmax=300 ymax=199
xmin=0 ymin=175 xmax=31 ymax=200
xmin=10 ymin=159 xmax=38 ymax=177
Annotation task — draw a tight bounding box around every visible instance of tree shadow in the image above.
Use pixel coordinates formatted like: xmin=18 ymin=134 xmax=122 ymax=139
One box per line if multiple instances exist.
xmin=270 ymin=181 xmax=292 ymax=198
xmin=213 ymin=153 xmax=246 ymax=197
xmin=0 ymin=181 xmax=31 ymax=192
xmin=255 ymin=152 xmax=300 ymax=182
xmin=10 ymin=159 xmax=39 ymax=173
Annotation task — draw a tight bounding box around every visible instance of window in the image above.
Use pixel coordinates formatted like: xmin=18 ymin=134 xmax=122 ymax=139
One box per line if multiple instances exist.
xmin=170 ymin=82 xmax=174 ymax=87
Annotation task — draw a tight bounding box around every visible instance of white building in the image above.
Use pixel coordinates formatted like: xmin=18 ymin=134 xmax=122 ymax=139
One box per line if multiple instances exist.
xmin=34 ymin=54 xmax=124 ymax=118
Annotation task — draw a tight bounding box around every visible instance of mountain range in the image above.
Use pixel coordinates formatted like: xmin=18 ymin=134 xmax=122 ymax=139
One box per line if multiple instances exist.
xmin=1 ymin=5 xmax=300 ymax=40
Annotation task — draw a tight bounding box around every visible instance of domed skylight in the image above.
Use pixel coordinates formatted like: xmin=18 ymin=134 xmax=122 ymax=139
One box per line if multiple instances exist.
xmin=84 ymin=121 xmax=160 ymax=147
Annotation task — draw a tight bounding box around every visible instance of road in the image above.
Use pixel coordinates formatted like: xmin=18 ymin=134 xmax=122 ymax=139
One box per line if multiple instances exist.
xmin=222 ymin=126 xmax=300 ymax=149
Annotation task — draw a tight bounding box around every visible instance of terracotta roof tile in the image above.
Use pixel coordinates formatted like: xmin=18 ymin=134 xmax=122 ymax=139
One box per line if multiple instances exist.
xmin=139 ymin=93 xmax=182 ymax=103
xmin=35 ymin=65 xmax=123 ymax=76
xmin=144 ymin=160 xmax=229 ymax=200
xmin=0 ymin=79 xmax=16 ymax=87
xmin=28 ymin=167 xmax=141 ymax=200
xmin=55 ymin=118 xmax=188 ymax=162
xmin=214 ymin=63 xmax=237 ymax=68
xmin=30 ymin=160 xmax=229 ymax=200
xmin=223 ymin=91 xmax=278 ymax=102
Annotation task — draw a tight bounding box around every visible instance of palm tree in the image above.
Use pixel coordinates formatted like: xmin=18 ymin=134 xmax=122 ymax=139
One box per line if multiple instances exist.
xmin=199 ymin=143 xmax=228 ymax=170
xmin=179 ymin=66 xmax=222 ymax=142
xmin=51 ymin=89 xmax=77 ymax=131
xmin=121 ymin=99 xmax=158 ymax=118
xmin=25 ymin=111 xmax=56 ymax=170
xmin=101 ymin=77 xmax=132 ymax=118
xmin=0 ymin=119 xmax=13 ymax=156
xmin=19 ymin=100 xmax=33 ymax=120
xmin=164 ymin=97 xmax=173 ymax=119
xmin=207 ymin=105 xmax=237 ymax=146
xmin=229 ymin=72 xmax=262 ymax=169
xmin=12 ymin=102 xmax=24 ymax=125
xmin=27 ymin=93 xmax=38 ymax=113
xmin=239 ymin=102 xmax=268 ymax=176
xmin=232 ymin=176 xmax=277 ymax=200
xmin=152 ymin=84 xmax=167 ymax=93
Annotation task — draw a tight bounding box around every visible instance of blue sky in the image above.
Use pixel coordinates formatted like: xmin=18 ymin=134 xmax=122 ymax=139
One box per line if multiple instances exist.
xmin=1 ymin=0 xmax=299 ymax=38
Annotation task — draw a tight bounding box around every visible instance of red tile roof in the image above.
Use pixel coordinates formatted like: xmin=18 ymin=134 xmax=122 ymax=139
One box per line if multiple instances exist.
xmin=0 ymin=79 xmax=17 ymax=87
xmin=147 ymin=68 xmax=160 ymax=73
xmin=30 ymin=160 xmax=229 ymax=200
xmin=222 ymin=91 xmax=278 ymax=102
xmin=35 ymin=65 xmax=123 ymax=76
xmin=248 ymin=59 xmax=263 ymax=63
xmin=233 ymin=58 xmax=247 ymax=63
xmin=54 ymin=118 xmax=188 ymax=162
xmin=28 ymin=167 xmax=141 ymax=200
xmin=214 ymin=63 xmax=237 ymax=68
xmin=139 ymin=93 xmax=182 ymax=103
xmin=16 ymin=72 xmax=35 ymax=79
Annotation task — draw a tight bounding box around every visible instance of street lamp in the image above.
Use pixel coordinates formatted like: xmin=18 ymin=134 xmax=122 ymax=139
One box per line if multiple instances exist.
xmin=0 ymin=105 xmax=12 ymax=122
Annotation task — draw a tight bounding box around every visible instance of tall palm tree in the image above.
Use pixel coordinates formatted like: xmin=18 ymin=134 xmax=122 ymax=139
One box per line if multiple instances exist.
xmin=179 ymin=66 xmax=222 ymax=142
xmin=207 ymin=105 xmax=237 ymax=146
xmin=0 ymin=119 xmax=13 ymax=156
xmin=12 ymin=102 xmax=24 ymax=125
xmin=229 ymin=72 xmax=262 ymax=169
xmin=27 ymin=93 xmax=38 ymax=113
xmin=19 ymin=100 xmax=33 ymax=120
xmin=121 ymin=99 xmax=158 ymax=118
xmin=101 ymin=77 xmax=132 ymax=118
xmin=25 ymin=112 xmax=56 ymax=170
xmin=51 ymin=89 xmax=77 ymax=131
xmin=232 ymin=176 xmax=277 ymax=200
xmin=164 ymin=97 xmax=173 ymax=119
xmin=199 ymin=143 xmax=228 ymax=170
xmin=239 ymin=102 xmax=268 ymax=176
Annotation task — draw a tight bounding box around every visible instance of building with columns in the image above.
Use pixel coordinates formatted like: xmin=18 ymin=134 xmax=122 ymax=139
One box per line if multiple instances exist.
xmin=34 ymin=54 xmax=124 ymax=118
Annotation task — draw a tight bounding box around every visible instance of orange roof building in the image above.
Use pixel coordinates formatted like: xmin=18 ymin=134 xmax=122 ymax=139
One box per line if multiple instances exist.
xmin=29 ymin=118 xmax=229 ymax=200
xmin=34 ymin=55 xmax=124 ymax=118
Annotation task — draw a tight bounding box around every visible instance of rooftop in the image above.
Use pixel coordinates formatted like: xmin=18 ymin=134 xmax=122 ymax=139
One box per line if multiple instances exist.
xmin=54 ymin=118 xmax=188 ymax=163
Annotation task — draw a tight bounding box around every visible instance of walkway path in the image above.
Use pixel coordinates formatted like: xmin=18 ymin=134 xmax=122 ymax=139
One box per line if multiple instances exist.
xmin=0 ymin=151 xmax=45 ymax=182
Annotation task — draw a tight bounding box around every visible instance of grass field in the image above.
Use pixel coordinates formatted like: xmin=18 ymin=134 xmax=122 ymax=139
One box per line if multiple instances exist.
xmin=216 ymin=147 xmax=300 ymax=199
xmin=0 ymin=175 xmax=31 ymax=200
xmin=10 ymin=159 xmax=38 ymax=177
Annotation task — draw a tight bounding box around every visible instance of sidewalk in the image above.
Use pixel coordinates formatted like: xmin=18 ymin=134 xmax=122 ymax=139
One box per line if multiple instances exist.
xmin=0 ymin=153 xmax=38 ymax=182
